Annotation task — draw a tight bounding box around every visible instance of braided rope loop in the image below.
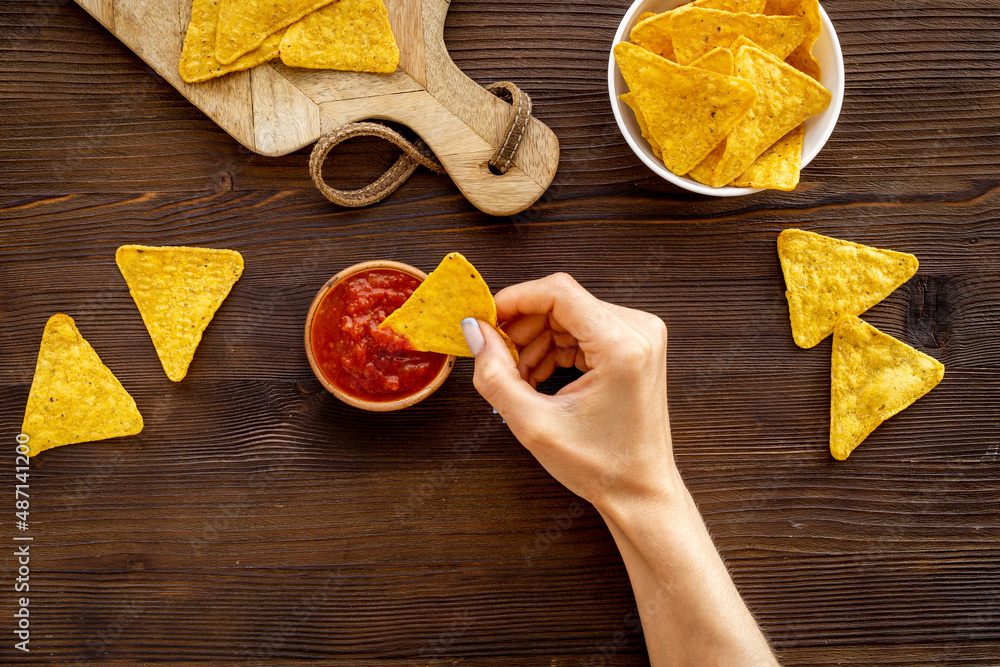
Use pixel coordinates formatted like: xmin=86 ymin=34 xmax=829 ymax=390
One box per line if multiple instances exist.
xmin=310 ymin=83 xmax=533 ymax=208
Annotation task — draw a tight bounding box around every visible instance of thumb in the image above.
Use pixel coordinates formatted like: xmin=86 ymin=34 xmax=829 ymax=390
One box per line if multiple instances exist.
xmin=462 ymin=318 xmax=551 ymax=429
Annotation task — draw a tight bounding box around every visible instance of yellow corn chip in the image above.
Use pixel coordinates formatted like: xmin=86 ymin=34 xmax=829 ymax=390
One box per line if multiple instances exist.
xmin=180 ymin=0 xmax=284 ymax=83
xmin=215 ymin=0 xmax=337 ymax=65
xmin=280 ymin=0 xmax=399 ymax=73
xmin=777 ymin=230 xmax=919 ymax=349
xmin=620 ymin=92 xmax=663 ymax=160
xmin=709 ymin=45 xmax=830 ymax=187
xmin=670 ymin=7 xmax=806 ymax=65
xmin=733 ymin=124 xmax=804 ymax=190
xmin=689 ymin=45 xmax=735 ymax=76
xmin=786 ymin=0 xmax=822 ymax=81
xmin=729 ymin=34 xmax=816 ymax=128
xmin=621 ymin=47 xmax=732 ymax=163
xmin=379 ymin=253 xmax=517 ymax=362
xmin=21 ymin=314 xmax=143 ymax=457
xmin=629 ymin=0 xmax=765 ymax=61
xmin=614 ymin=42 xmax=756 ymax=176
xmin=686 ymin=140 xmax=727 ymax=186
xmin=670 ymin=47 xmax=735 ymax=185
xmin=729 ymin=34 xmax=763 ymax=52
xmin=729 ymin=0 xmax=769 ymax=11
xmin=830 ymin=315 xmax=944 ymax=461
xmin=116 ymin=245 xmax=244 ymax=382
xmin=763 ymin=0 xmax=800 ymax=14
xmin=630 ymin=13 xmax=678 ymax=61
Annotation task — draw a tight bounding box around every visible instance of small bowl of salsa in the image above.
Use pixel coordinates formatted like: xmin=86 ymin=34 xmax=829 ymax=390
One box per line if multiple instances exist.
xmin=305 ymin=260 xmax=455 ymax=411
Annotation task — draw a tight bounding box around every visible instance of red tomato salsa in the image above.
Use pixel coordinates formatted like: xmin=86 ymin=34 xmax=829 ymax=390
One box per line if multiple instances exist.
xmin=310 ymin=269 xmax=447 ymax=402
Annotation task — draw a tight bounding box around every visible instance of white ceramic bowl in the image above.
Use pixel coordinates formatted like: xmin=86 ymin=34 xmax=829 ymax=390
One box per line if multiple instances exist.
xmin=608 ymin=0 xmax=845 ymax=196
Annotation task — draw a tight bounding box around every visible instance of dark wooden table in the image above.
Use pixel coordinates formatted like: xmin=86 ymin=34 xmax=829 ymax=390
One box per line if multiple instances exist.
xmin=2 ymin=1 xmax=999 ymax=664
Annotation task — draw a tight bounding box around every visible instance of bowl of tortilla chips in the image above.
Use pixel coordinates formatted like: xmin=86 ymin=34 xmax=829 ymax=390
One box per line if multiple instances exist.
xmin=609 ymin=0 xmax=844 ymax=195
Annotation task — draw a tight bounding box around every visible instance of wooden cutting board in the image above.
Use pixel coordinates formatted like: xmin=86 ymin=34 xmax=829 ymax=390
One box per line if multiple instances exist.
xmin=72 ymin=0 xmax=560 ymax=216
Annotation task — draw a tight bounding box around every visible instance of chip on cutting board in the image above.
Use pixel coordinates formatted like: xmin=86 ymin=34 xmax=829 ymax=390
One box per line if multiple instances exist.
xmin=777 ymin=230 xmax=919 ymax=349
xmin=629 ymin=0 xmax=765 ymax=61
xmin=379 ymin=253 xmax=518 ymax=362
xmin=280 ymin=0 xmax=399 ymax=73
xmin=215 ymin=0 xmax=337 ymax=65
xmin=830 ymin=316 xmax=945 ymax=461
xmin=732 ymin=124 xmax=804 ymax=190
xmin=708 ymin=45 xmax=830 ymax=187
xmin=116 ymin=245 xmax=244 ymax=382
xmin=669 ymin=7 xmax=807 ymax=65
xmin=21 ymin=314 xmax=143 ymax=457
xmin=614 ymin=42 xmax=756 ymax=176
xmin=180 ymin=0 xmax=285 ymax=83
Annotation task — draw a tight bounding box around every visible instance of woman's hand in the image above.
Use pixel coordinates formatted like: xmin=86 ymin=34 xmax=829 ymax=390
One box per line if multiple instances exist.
xmin=460 ymin=272 xmax=680 ymax=515
xmin=461 ymin=273 xmax=778 ymax=667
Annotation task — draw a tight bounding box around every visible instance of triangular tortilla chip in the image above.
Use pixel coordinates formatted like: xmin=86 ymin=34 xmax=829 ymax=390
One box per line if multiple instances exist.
xmin=379 ymin=253 xmax=518 ymax=362
xmin=629 ymin=0 xmax=765 ymax=61
xmin=732 ymin=124 xmax=804 ymax=190
xmin=830 ymin=316 xmax=945 ymax=461
xmin=614 ymin=42 xmax=757 ymax=176
xmin=785 ymin=0 xmax=822 ymax=81
xmin=280 ymin=0 xmax=399 ymax=73
xmin=180 ymin=0 xmax=284 ymax=83
xmin=708 ymin=45 xmax=830 ymax=187
xmin=763 ymin=0 xmax=801 ymax=14
xmin=620 ymin=92 xmax=663 ymax=160
xmin=778 ymin=230 xmax=919 ymax=349
xmin=116 ymin=245 xmax=244 ymax=382
xmin=689 ymin=45 xmax=735 ymax=77
xmin=687 ymin=140 xmax=727 ymax=185
xmin=692 ymin=37 xmax=803 ymax=190
xmin=669 ymin=7 xmax=806 ymax=65
xmin=21 ymin=314 xmax=143 ymax=457
xmin=621 ymin=47 xmax=733 ymax=163
xmin=664 ymin=47 xmax=735 ymax=185
xmin=215 ymin=0 xmax=337 ymax=65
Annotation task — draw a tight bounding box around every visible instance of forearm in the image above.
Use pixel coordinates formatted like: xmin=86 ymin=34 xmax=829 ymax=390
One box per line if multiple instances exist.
xmin=598 ymin=482 xmax=778 ymax=667
xmin=476 ymin=277 xmax=772 ymax=662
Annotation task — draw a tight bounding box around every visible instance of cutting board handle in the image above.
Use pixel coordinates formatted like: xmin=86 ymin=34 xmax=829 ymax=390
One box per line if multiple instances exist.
xmin=312 ymin=0 xmax=559 ymax=217
xmin=364 ymin=87 xmax=559 ymax=217
xmin=309 ymin=121 xmax=447 ymax=207
xmin=310 ymin=81 xmax=543 ymax=213
xmin=287 ymin=0 xmax=561 ymax=216
xmin=399 ymin=0 xmax=560 ymax=216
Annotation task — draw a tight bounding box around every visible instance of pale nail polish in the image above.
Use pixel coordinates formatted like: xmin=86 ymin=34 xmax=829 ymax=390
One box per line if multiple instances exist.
xmin=461 ymin=317 xmax=485 ymax=356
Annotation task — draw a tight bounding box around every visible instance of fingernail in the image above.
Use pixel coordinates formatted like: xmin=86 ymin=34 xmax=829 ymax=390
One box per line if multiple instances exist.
xmin=461 ymin=317 xmax=485 ymax=357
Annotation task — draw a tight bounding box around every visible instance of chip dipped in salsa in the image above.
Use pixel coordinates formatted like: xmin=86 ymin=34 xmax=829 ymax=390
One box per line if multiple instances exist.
xmin=309 ymin=269 xmax=447 ymax=402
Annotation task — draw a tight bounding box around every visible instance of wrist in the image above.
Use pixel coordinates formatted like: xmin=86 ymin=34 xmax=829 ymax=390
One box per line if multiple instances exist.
xmin=594 ymin=461 xmax=696 ymax=537
xmin=596 ymin=469 xmax=779 ymax=667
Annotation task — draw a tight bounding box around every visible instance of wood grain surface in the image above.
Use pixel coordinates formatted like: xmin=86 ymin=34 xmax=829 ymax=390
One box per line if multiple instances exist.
xmin=2 ymin=0 xmax=999 ymax=664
